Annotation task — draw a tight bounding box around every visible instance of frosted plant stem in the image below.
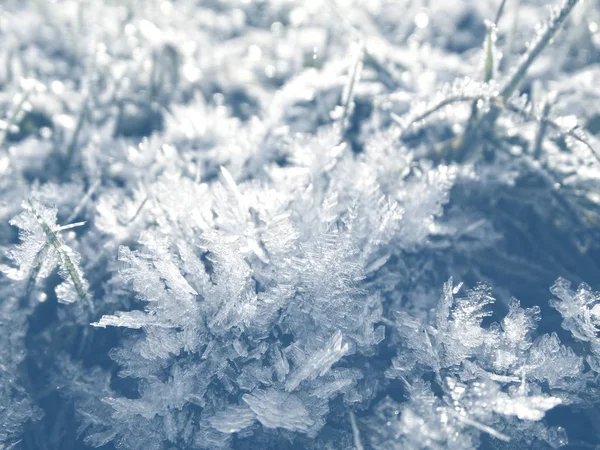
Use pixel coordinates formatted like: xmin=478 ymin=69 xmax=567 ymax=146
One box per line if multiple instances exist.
xmin=340 ymin=41 xmax=364 ymax=132
xmin=0 ymin=87 xmax=33 ymax=149
xmin=348 ymin=410 xmax=364 ymax=450
xmin=505 ymin=0 xmax=522 ymax=69
xmin=446 ymin=409 xmax=510 ymax=442
xmin=25 ymin=243 xmax=51 ymax=298
xmin=66 ymin=178 xmax=101 ymax=223
xmin=5 ymin=49 xmax=14 ymax=85
xmin=6 ymin=439 xmax=23 ymax=450
xmin=500 ymin=0 xmax=580 ymax=100
xmin=483 ymin=22 xmax=497 ymax=83
xmin=454 ymin=0 xmax=580 ymax=162
xmin=504 ymin=101 xmax=598 ymax=159
xmin=42 ymin=223 xmax=88 ymax=303
xmin=64 ymin=99 xmax=89 ymax=171
xmin=116 ymin=194 xmax=149 ymax=225
xmin=533 ymin=99 xmax=552 ymax=159
xmin=28 ymin=201 xmax=91 ymax=309
xmin=494 ymin=0 xmax=509 ymax=26
xmin=392 ymin=95 xmax=482 ymax=134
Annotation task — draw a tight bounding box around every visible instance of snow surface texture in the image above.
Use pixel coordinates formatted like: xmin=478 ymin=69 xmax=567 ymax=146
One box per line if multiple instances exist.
xmin=2 ymin=0 xmax=600 ymax=449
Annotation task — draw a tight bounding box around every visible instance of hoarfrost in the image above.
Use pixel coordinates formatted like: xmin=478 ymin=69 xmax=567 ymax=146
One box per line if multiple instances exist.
xmin=1 ymin=0 xmax=600 ymax=448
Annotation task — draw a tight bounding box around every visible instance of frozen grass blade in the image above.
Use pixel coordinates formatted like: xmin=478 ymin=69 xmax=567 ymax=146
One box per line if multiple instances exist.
xmin=447 ymin=409 xmax=511 ymax=442
xmin=450 ymin=0 xmax=583 ymax=162
xmin=505 ymin=0 xmax=522 ymax=69
xmin=348 ymin=410 xmax=364 ymax=450
xmin=392 ymin=95 xmax=482 ymax=135
xmin=504 ymin=100 xmax=598 ymax=159
xmin=483 ymin=22 xmax=497 ymax=83
xmin=0 ymin=87 xmax=34 ymax=149
xmin=64 ymin=99 xmax=89 ymax=171
xmin=483 ymin=0 xmax=507 ymax=83
xmin=32 ymin=205 xmax=90 ymax=307
xmin=500 ymin=0 xmax=581 ymax=100
xmin=396 ymin=0 xmax=585 ymax=164
xmin=24 ymin=243 xmax=51 ymax=299
xmin=2 ymin=200 xmax=92 ymax=310
xmin=340 ymin=41 xmax=364 ymax=131
xmin=66 ymin=179 xmax=101 ymax=223
xmin=533 ymin=97 xmax=553 ymax=160
xmin=494 ymin=0 xmax=509 ymax=26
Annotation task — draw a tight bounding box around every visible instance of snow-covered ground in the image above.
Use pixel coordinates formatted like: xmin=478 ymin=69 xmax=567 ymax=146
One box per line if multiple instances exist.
xmin=2 ymin=0 xmax=600 ymax=448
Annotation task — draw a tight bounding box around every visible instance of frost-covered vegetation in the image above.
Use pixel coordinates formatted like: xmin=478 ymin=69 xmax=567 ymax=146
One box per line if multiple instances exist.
xmin=2 ymin=0 xmax=600 ymax=448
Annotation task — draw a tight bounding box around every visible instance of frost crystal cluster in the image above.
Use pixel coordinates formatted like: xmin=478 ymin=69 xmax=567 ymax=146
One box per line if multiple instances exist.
xmin=2 ymin=0 xmax=600 ymax=449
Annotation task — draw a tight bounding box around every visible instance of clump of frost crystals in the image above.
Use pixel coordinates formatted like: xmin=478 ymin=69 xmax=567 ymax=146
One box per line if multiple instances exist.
xmin=0 ymin=199 xmax=90 ymax=307
xmin=551 ymin=278 xmax=600 ymax=372
xmin=85 ymin=151 xmax=413 ymax=447
xmin=376 ymin=279 xmax=582 ymax=449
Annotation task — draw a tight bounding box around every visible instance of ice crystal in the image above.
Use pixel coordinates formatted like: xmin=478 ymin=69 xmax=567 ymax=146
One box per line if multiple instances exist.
xmin=378 ymin=279 xmax=586 ymax=449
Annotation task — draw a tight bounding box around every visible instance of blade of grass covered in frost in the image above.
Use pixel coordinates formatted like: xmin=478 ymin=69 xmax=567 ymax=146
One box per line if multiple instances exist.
xmin=455 ymin=0 xmax=582 ymax=162
xmin=500 ymin=0 xmax=581 ymax=100
xmin=63 ymin=99 xmax=89 ymax=172
xmin=26 ymin=201 xmax=92 ymax=309
xmin=348 ymin=409 xmax=364 ymax=450
xmin=504 ymin=100 xmax=597 ymax=157
xmin=0 ymin=87 xmax=34 ymax=149
xmin=340 ymin=41 xmax=364 ymax=130
xmin=494 ymin=0 xmax=509 ymax=26
xmin=533 ymin=97 xmax=553 ymax=160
